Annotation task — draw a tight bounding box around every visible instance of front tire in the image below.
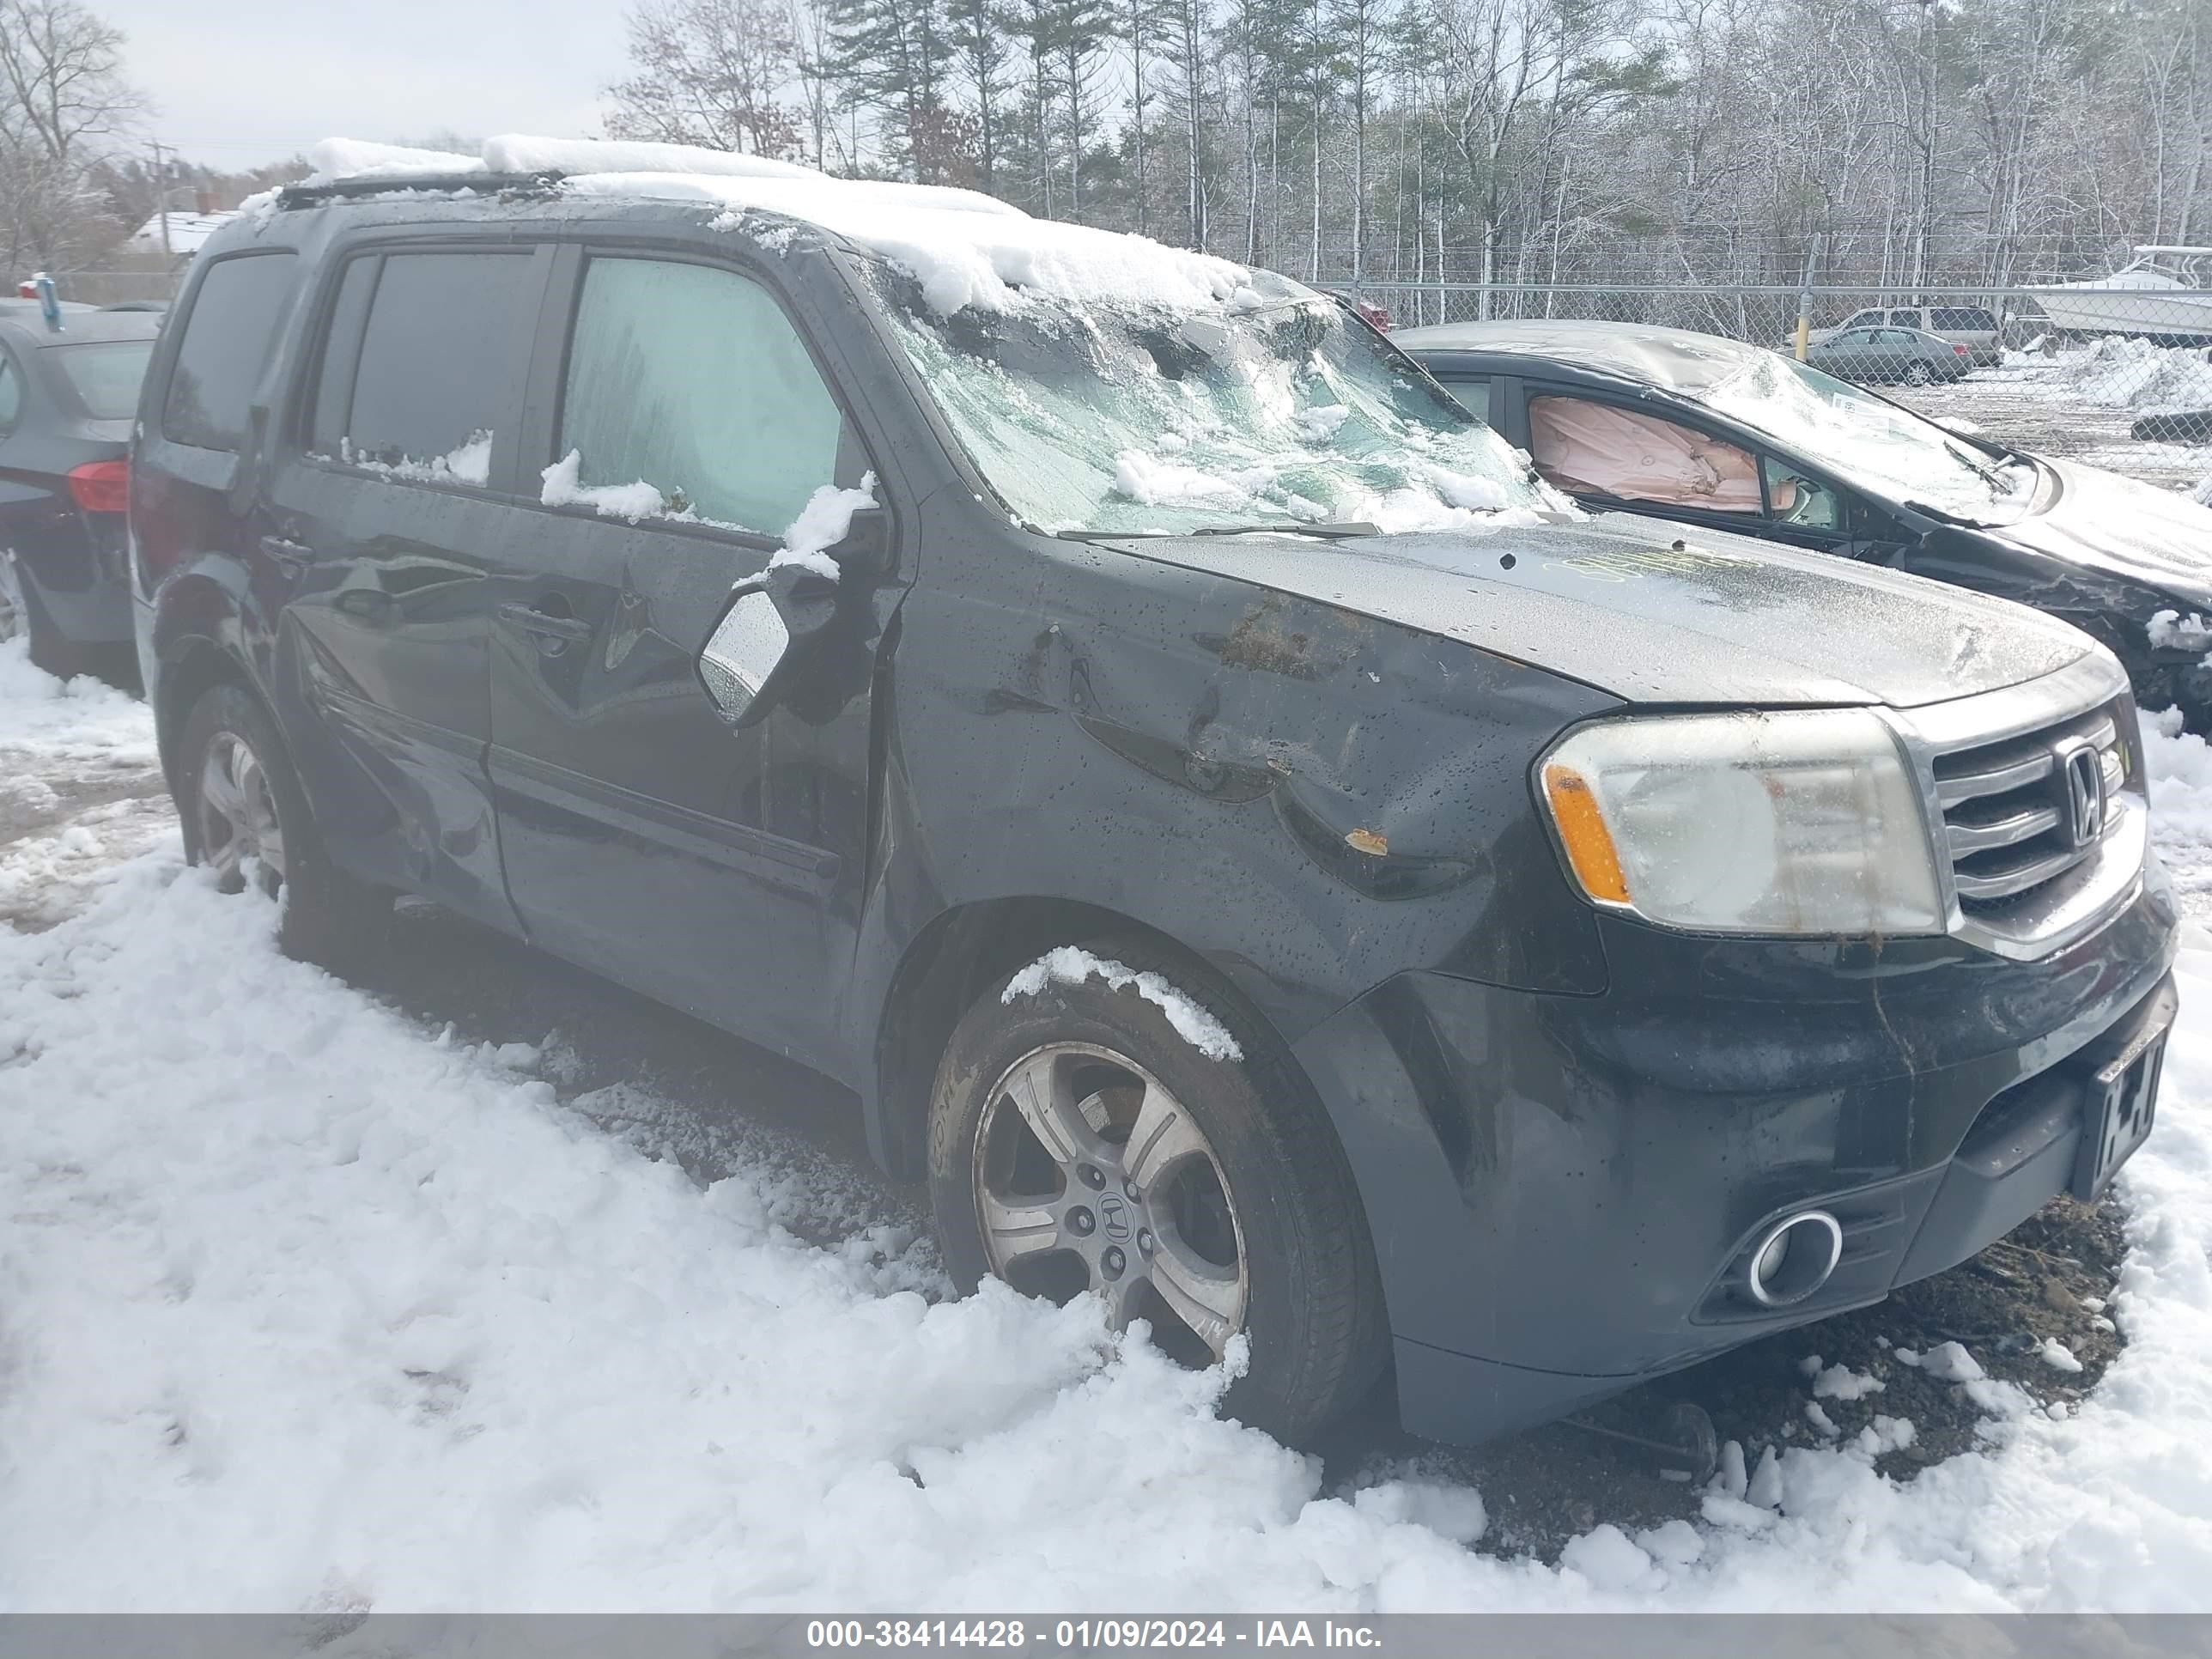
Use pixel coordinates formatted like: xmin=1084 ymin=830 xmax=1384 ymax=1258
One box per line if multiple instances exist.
xmin=927 ymin=937 xmax=1385 ymax=1443
xmin=176 ymin=684 xmax=390 ymax=972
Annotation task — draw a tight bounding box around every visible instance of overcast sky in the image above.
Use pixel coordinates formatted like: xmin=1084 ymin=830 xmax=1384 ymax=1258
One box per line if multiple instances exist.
xmin=100 ymin=0 xmax=624 ymax=168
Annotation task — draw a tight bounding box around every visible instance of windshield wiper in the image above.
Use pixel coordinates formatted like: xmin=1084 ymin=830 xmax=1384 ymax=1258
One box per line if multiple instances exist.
xmin=1188 ymin=521 xmax=1381 ymax=540
xmin=1942 ymin=438 xmax=2013 ymax=495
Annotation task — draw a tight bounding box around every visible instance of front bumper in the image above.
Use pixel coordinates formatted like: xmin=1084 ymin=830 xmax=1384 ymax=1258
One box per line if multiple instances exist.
xmin=1292 ymin=861 xmax=2180 ymax=1445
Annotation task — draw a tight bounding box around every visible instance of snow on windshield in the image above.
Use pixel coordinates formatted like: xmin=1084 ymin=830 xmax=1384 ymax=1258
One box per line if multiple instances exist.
xmin=1699 ymin=354 xmax=2035 ymax=522
xmin=866 ymin=265 xmax=1558 ymax=537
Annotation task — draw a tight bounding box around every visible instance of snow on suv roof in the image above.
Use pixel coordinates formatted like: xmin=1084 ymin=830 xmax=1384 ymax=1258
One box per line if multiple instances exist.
xmin=298 ymin=135 xmax=1291 ymax=318
xmin=1390 ymin=318 xmax=1770 ymax=396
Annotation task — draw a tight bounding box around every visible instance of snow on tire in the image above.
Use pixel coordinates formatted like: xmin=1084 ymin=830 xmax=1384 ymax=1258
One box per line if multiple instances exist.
xmin=927 ymin=935 xmax=1385 ymax=1444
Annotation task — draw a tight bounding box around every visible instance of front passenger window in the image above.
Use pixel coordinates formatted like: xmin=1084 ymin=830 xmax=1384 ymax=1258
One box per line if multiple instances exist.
xmin=555 ymin=258 xmax=848 ymax=537
xmin=1528 ymin=396 xmax=1763 ymax=514
xmin=1761 ymin=456 xmax=1841 ymax=530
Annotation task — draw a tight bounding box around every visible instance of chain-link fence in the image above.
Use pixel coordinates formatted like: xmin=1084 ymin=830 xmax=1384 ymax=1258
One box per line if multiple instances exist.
xmin=1341 ymin=283 xmax=2212 ymax=494
xmin=35 ymin=269 xmax=185 ymax=308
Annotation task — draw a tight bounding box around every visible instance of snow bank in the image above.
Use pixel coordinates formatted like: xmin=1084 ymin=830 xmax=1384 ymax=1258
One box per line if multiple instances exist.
xmin=0 ymin=640 xmax=167 ymax=929
xmin=0 ymin=637 xmax=155 ymax=761
xmin=2002 ymin=337 xmax=2212 ymax=416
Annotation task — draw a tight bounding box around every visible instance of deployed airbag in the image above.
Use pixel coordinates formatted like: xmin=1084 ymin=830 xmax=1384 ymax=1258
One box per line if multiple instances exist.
xmin=1530 ymin=397 xmax=1773 ymax=514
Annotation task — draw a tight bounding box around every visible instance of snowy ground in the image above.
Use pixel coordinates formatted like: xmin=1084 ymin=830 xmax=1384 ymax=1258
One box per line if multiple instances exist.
xmin=1894 ymin=341 xmax=2212 ymax=492
xmin=6 ymin=637 xmax=2212 ymax=1611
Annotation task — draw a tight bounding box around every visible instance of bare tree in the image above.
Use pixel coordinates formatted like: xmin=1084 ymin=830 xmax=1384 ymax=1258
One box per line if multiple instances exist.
xmin=1157 ymin=0 xmax=1212 ymax=246
xmin=0 ymin=0 xmax=142 ymax=272
xmin=606 ymin=0 xmax=804 ymax=157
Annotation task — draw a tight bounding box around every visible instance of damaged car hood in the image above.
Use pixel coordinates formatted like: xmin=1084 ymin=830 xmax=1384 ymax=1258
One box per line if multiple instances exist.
xmin=1104 ymin=511 xmax=2093 ymax=708
xmin=1992 ymin=458 xmax=2212 ymax=600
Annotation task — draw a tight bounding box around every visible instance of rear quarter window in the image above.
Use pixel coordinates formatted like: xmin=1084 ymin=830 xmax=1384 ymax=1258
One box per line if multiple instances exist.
xmin=49 ymin=339 xmax=156 ymax=420
xmin=161 ymin=252 xmax=299 ymax=450
xmin=0 ymin=349 xmax=21 ymax=430
xmin=1435 ymin=375 xmax=1492 ymax=422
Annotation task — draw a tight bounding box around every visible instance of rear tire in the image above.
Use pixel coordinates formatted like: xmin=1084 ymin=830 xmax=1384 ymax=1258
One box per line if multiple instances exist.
xmin=176 ymin=684 xmax=390 ymax=973
xmin=1903 ymin=360 xmax=1935 ymax=386
xmin=927 ymin=935 xmax=1387 ymax=1443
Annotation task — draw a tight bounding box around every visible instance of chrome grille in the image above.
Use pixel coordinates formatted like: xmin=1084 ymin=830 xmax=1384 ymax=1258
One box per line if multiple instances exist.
xmin=1933 ymin=703 xmax=2129 ymax=908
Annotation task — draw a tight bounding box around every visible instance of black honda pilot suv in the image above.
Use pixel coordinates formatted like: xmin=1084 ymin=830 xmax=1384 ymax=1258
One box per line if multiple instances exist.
xmin=130 ymin=141 xmax=2178 ymax=1449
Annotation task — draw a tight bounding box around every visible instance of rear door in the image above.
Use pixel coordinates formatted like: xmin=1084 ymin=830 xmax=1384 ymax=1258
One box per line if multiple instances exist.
xmin=485 ymin=244 xmax=897 ymax=1060
xmin=261 ymin=244 xmax=553 ymax=929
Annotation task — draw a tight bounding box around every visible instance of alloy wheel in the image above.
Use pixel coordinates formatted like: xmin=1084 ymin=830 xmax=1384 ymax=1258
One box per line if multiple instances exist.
xmin=196 ymin=730 xmax=289 ymax=899
xmin=974 ymin=1042 xmax=1249 ymax=1365
xmin=1904 ymin=361 xmax=1934 ymax=386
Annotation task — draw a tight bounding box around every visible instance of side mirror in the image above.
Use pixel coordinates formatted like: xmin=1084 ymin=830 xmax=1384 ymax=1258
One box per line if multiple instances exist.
xmin=698 ymin=573 xmax=791 ymax=726
xmin=696 ymin=505 xmax=887 ymax=726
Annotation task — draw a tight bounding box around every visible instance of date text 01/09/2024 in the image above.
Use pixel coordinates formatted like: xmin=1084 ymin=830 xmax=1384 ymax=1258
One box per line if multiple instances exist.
xmin=804 ymin=1621 xmax=1384 ymax=1650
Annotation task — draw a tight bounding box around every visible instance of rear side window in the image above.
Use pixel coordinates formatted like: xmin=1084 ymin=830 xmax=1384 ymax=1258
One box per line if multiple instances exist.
xmin=1437 ymin=375 xmax=1492 ymax=423
xmin=1930 ymin=308 xmax=1996 ymax=331
xmin=311 ymin=251 xmax=536 ymax=484
xmin=50 ymin=340 xmax=155 ymax=420
xmin=162 ymin=252 xmax=298 ymax=449
xmin=1887 ymin=310 xmax=1919 ymax=326
xmin=554 ymin=257 xmax=848 ymax=536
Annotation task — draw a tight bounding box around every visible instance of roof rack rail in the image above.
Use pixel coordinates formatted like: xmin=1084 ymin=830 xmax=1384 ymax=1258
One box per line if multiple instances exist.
xmin=275 ymin=170 xmax=565 ymax=210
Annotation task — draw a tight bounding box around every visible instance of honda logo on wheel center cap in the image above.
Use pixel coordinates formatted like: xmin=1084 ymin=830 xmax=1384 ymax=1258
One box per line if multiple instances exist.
xmin=1097 ymin=1194 xmax=1133 ymax=1242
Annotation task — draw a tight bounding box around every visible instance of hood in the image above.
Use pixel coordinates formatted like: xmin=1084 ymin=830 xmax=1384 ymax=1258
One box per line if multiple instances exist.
xmin=1105 ymin=511 xmax=2092 ymax=709
xmin=1993 ymin=458 xmax=2212 ymax=601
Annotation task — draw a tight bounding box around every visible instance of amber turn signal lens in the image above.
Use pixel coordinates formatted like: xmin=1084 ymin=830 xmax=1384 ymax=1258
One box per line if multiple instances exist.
xmin=1541 ymin=764 xmax=1630 ymax=903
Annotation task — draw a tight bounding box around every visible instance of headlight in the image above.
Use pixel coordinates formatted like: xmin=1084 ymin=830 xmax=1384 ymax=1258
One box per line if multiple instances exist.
xmin=1537 ymin=708 xmax=1943 ymax=935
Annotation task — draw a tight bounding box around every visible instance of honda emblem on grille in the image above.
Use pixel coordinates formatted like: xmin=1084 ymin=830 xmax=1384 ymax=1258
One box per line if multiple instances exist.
xmin=2061 ymin=744 xmax=2106 ymax=849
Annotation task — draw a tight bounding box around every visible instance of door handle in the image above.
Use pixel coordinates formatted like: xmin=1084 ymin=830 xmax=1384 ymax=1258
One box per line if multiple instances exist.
xmin=497 ymin=600 xmax=593 ymax=653
xmin=259 ymin=534 xmax=313 ymax=574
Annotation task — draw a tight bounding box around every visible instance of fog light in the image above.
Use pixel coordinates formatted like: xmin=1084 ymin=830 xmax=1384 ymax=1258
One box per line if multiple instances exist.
xmin=1743 ymin=1211 xmax=1843 ymax=1308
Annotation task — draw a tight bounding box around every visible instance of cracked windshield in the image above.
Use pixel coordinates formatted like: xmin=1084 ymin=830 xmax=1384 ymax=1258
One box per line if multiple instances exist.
xmin=1698 ymin=353 xmax=2039 ymax=524
xmin=866 ymin=265 xmax=1556 ymax=538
